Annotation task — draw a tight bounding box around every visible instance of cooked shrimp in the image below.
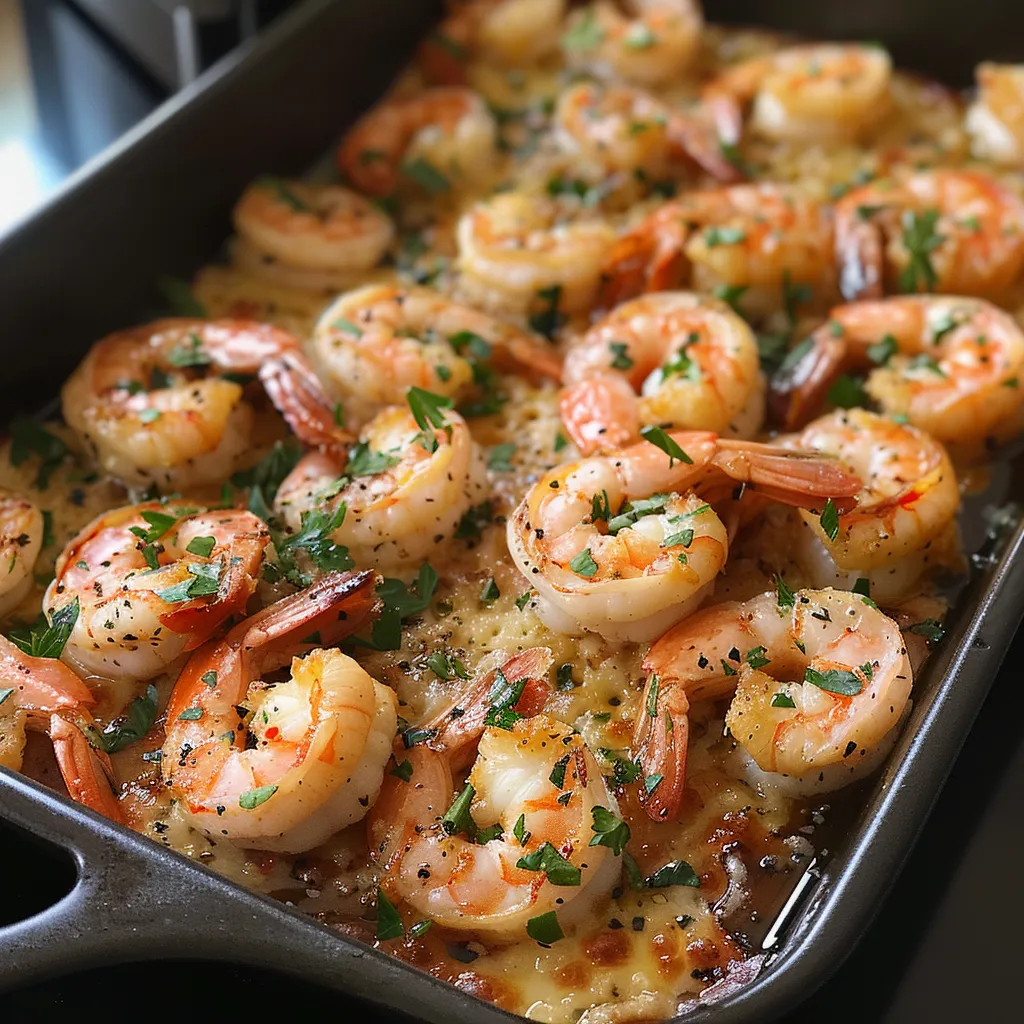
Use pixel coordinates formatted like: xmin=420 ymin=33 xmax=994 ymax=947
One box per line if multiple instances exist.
xmin=966 ymin=63 xmax=1024 ymax=166
xmin=161 ymin=569 xmax=396 ymax=853
xmin=275 ymin=406 xmax=487 ymax=571
xmin=310 ymin=283 xmax=561 ymax=427
xmin=45 ymin=503 xmax=269 ymax=682
xmin=420 ymin=646 xmax=554 ymax=770
xmin=337 ymin=87 xmax=497 ymax=198
xmin=456 ymin=191 xmax=618 ymax=316
xmin=705 ymin=43 xmax=893 ymax=144
xmin=419 ymin=0 xmax=566 ymax=83
xmin=638 ymin=587 xmax=912 ymax=819
xmin=789 ymin=409 xmax=961 ymax=602
xmin=833 ymin=169 xmax=1024 ymax=302
xmin=769 ymin=295 xmax=1024 ymax=446
xmin=62 ymin=319 xmax=348 ymax=489
xmin=0 ymin=489 xmax=43 ymax=620
xmin=507 ymin=431 xmax=861 ymax=642
xmin=597 ymin=185 xmax=834 ymax=312
xmin=562 ymin=1 xmax=703 ymax=87
xmin=0 ymin=635 xmax=124 ymax=823
xmin=561 ymin=292 xmax=765 ymax=453
xmin=232 ymin=178 xmax=394 ymax=273
xmin=367 ymin=713 xmax=621 ymax=937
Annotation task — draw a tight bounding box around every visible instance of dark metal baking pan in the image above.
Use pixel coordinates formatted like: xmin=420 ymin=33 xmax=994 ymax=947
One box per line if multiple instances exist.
xmin=3 ymin=1 xmax=1024 ymax=1021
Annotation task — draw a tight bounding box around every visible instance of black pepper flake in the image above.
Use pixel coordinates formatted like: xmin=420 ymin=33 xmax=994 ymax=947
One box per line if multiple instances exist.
xmin=631 ymin=916 xmax=645 ymax=931
xmin=608 ymin=918 xmax=624 ymax=930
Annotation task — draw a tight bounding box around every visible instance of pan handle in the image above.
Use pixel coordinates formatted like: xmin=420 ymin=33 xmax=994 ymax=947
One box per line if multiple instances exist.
xmin=0 ymin=771 xmax=511 ymax=1023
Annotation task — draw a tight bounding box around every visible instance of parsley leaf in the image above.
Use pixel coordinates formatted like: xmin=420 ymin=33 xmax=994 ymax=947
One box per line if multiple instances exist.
xmin=589 ymin=805 xmax=631 ymax=855
xmin=9 ymin=420 xmax=68 ymax=489
xmin=8 ymin=596 xmax=79 ymax=659
xmin=516 ymin=842 xmax=582 ymax=886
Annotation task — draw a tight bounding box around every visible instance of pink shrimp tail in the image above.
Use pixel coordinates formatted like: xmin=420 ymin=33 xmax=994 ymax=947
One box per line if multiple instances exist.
xmin=0 ymin=634 xmax=95 ymax=711
xmin=50 ymin=713 xmax=126 ymax=825
xmin=633 ymin=676 xmax=690 ymax=823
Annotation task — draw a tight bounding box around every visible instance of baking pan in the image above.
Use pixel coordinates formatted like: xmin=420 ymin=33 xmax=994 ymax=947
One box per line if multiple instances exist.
xmin=3 ymin=0 xmax=1024 ymax=1020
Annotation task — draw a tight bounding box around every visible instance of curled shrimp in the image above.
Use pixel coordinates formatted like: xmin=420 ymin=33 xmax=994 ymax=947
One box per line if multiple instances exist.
xmin=833 ymin=169 xmax=1024 ymax=302
xmin=310 ymin=283 xmax=561 ymax=427
xmin=0 ymin=635 xmax=124 ymax=823
xmin=637 ymin=587 xmax=913 ymax=819
xmin=561 ymin=292 xmax=765 ymax=453
xmin=769 ymin=295 xmax=1024 ymax=447
xmin=367 ymin=713 xmax=620 ymax=937
xmin=705 ymin=43 xmax=893 ymax=144
xmin=161 ymin=569 xmax=397 ymax=853
xmin=507 ymin=431 xmax=861 ymax=642
xmin=275 ymin=406 xmax=486 ymax=571
xmin=966 ymin=63 xmax=1024 ymax=166
xmin=232 ymin=178 xmax=395 ymax=280
xmin=45 ymin=502 xmax=269 ymax=682
xmin=61 ymin=319 xmax=348 ymax=489
xmin=785 ymin=409 xmax=961 ymax=603
xmin=552 ymin=81 xmax=739 ymax=184
xmin=597 ymin=185 xmax=834 ymax=312
xmin=562 ymin=1 xmax=703 ymax=87
xmin=337 ymin=87 xmax=497 ymax=198
xmin=0 ymin=489 xmax=43 ymax=620
xmin=418 ymin=0 xmax=567 ymax=83
xmin=456 ymin=191 xmax=618 ymax=316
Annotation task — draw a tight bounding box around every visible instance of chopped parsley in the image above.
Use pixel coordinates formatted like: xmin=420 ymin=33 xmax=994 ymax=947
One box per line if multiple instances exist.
xmin=8 ymin=596 xmax=79 ymax=660
xmin=589 ymin=806 xmax=631 ymax=855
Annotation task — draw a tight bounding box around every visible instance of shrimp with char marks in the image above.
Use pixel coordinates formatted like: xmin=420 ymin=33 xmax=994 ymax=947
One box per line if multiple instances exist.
xmin=507 ymin=430 xmax=860 ymax=642
xmin=61 ymin=318 xmax=349 ymax=489
xmin=769 ymin=295 xmax=1024 ymax=447
xmin=161 ymin=570 xmax=397 ymax=853
xmin=45 ymin=502 xmax=269 ymax=682
xmin=597 ymin=184 xmax=835 ymax=313
xmin=637 ymin=587 xmax=913 ymax=820
xmin=834 ymin=169 xmax=1024 ymax=303
xmin=561 ymin=291 xmax=765 ymax=454
xmin=310 ymin=283 xmax=561 ymax=428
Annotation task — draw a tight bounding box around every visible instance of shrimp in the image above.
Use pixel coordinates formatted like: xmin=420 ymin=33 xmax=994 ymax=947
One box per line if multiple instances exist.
xmin=336 ymin=87 xmax=497 ymax=198
xmin=161 ymin=569 xmax=397 ymax=853
xmin=45 ymin=503 xmax=269 ymax=682
xmin=0 ymin=489 xmax=43 ymax=620
xmin=705 ymin=43 xmax=893 ymax=144
xmin=966 ymin=63 xmax=1024 ymax=166
xmin=597 ymin=185 xmax=834 ymax=312
xmin=367 ymin=714 xmax=621 ymax=937
xmin=506 ymin=431 xmax=861 ymax=642
xmin=787 ymin=409 xmax=961 ymax=603
xmin=419 ymin=0 xmax=567 ymax=83
xmin=833 ymin=169 xmax=1024 ymax=302
xmin=637 ymin=587 xmax=913 ymax=819
xmin=0 ymin=635 xmax=124 ymax=823
xmin=562 ymin=1 xmax=703 ymax=88
xmin=561 ymin=292 xmax=765 ymax=453
xmin=552 ymin=81 xmax=739 ymax=184
xmin=768 ymin=295 xmax=1024 ymax=447
xmin=309 ymin=283 xmax=561 ymax=427
xmin=275 ymin=406 xmax=487 ymax=572
xmin=232 ymin=178 xmax=395 ymax=275
xmin=61 ymin=319 xmax=349 ymax=489
xmin=456 ymin=191 xmax=618 ymax=316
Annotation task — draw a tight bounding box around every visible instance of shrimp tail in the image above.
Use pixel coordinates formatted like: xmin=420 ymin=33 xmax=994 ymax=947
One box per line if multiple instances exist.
xmin=50 ymin=713 xmax=127 ymax=825
xmin=259 ymin=350 xmax=354 ymax=456
xmin=633 ymin=678 xmax=689 ymax=823
xmin=598 ymin=216 xmax=689 ymax=309
xmin=766 ymin=329 xmax=849 ymax=429
xmin=560 ymin=376 xmax=641 ymax=455
xmin=668 ymin=104 xmax=747 ymax=184
xmin=0 ymin=634 xmax=95 ymax=709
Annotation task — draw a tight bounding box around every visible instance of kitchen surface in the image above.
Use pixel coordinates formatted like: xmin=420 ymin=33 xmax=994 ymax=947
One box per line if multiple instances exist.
xmin=1 ymin=1 xmax=1022 ymax=1020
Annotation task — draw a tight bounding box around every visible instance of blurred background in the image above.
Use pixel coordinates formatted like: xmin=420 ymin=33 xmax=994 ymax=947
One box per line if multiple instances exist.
xmin=0 ymin=0 xmax=297 ymax=233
